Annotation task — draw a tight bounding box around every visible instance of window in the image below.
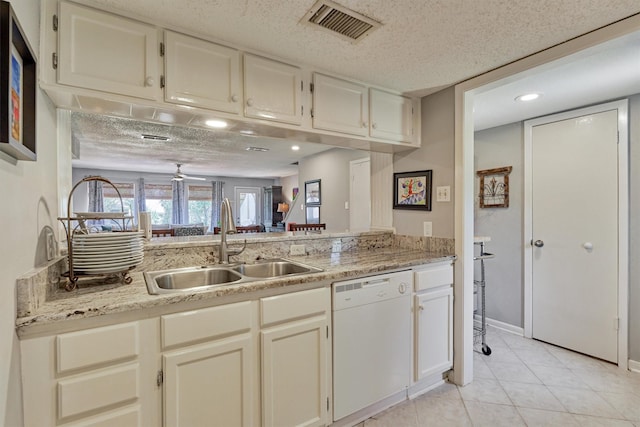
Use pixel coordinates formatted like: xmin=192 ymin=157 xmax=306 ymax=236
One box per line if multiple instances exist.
xmin=188 ymin=185 xmax=212 ymax=230
xmin=144 ymin=183 xmax=172 ymax=225
xmin=102 ymin=182 xmax=135 ymax=216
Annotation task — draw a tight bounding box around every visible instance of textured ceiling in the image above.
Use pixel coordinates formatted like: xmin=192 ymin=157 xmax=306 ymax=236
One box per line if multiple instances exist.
xmin=90 ymin=0 xmax=640 ymax=96
xmin=72 ymin=0 xmax=640 ymax=176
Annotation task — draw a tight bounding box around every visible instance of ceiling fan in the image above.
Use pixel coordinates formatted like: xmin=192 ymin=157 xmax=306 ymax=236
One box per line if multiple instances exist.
xmin=171 ymin=163 xmax=206 ymax=181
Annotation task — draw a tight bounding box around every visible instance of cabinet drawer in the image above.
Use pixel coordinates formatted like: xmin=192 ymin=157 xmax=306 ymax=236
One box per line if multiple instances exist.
xmin=414 ymin=262 xmax=453 ymax=292
xmin=58 ymin=364 xmax=139 ymax=420
xmin=161 ymin=301 xmax=252 ymax=349
xmin=56 ymin=322 xmax=139 ymax=374
xmin=261 ymin=288 xmax=327 ymax=327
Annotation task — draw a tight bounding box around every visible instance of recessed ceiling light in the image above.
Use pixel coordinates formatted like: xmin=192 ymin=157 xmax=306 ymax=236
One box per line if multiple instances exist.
xmin=291 ymin=145 xmax=300 ymax=151
xmin=515 ymin=93 xmax=541 ymax=102
xmin=246 ymin=146 xmax=269 ymax=152
xmin=205 ymin=119 xmax=228 ymax=128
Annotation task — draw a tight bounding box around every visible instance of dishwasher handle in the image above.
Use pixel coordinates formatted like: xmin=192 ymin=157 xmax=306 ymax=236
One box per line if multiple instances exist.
xmin=364 ymin=278 xmax=390 ymax=287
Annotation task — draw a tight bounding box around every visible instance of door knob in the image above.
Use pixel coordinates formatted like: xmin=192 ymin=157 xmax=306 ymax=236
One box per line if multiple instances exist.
xmin=533 ymin=240 xmax=544 ymax=247
xmin=144 ymin=76 xmax=155 ymax=87
xmin=246 ymin=98 xmax=254 ymax=107
xmin=583 ymin=242 xmax=593 ymax=250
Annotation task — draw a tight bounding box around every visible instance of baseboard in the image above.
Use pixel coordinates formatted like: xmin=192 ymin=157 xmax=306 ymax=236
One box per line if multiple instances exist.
xmin=475 ymin=314 xmax=524 ymax=336
xmin=629 ymin=359 xmax=640 ymax=373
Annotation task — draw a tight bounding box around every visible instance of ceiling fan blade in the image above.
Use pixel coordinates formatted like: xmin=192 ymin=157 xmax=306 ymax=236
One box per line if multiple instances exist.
xmin=184 ymin=175 xmax=206 ymax=181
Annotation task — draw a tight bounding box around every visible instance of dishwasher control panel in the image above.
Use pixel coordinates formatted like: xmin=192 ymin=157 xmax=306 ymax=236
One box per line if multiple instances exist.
xmin=332 ymin=270 xmax=413 ymax=311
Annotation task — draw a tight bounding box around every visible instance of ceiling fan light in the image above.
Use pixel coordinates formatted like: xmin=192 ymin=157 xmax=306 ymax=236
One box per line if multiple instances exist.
xmin=291 ymin=145 xmax=300 ymax=151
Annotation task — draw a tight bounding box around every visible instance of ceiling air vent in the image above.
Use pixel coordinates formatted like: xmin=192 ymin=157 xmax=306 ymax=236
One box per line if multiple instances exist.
xmin=301 ymin=0 xmax=381 ymax=43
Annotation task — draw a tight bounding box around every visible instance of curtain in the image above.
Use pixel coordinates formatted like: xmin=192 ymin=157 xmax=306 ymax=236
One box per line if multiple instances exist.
xmin=172 ymin=180 xmax=187 ymax=224
xmin=210 ymin=181 xmax=224 ymax=231
xmin=136 ymin=178 xmax=146 ymax=222
xmin=87 ymin=178 xmax=104 ymax=226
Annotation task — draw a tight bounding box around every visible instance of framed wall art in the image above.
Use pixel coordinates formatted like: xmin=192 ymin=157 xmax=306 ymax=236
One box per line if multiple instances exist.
xmin=305 ymin=179 xmax=321 ymax=205
xmin=393 ymin=170 xmax=433 ymax=211
xmin=1 ymin=0 xmax=36 ymax=161
xmin=477 ymin=166 xmax=512 ymax=208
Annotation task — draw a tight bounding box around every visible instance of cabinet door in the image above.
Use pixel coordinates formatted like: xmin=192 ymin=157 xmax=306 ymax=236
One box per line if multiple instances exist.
xmin=244 ymin=54 xmax=302 ymax=125
xmin=163 ymin=334 xmax=254 ymax=427
xmin=415 ymin=287 xmax=454 ymax=380
xmin=57 ymin=1 xmax=159 ymax=100
xmin=164 ymin=31 xmax=241 ymax=113
xmin=262 ymin=317 xmax=328 ymax=427
xmin=370 ymin=88 xmax=414 ymax=142
xmin=312 ymin=73 xmax=368 ymax=137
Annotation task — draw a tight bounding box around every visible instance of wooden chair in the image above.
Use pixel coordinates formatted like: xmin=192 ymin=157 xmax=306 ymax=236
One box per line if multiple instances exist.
xmin=151 ymin=228 xmax=174 ymax=237
xmin=288 ymin=223 xmax=326 ymax=232
xmin=236 ymin=225 xmax=262 ymax=233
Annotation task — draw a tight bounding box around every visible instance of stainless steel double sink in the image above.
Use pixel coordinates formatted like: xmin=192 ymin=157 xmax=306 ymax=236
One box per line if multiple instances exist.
xmin=144 ymin=258 xmax=323 ymax=295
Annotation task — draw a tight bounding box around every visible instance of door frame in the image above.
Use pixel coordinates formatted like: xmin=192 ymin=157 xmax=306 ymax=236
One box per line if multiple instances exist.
xmin=523 ymin=100 xmax=629 ymax=367
xmin=234 ymin=186 xmax=262 ymax=225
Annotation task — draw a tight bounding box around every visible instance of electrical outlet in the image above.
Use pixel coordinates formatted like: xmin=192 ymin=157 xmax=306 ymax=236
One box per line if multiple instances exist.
xmin=423 ymin=221 xmax=433 ymax=237
xmin=46 ymin=230 xmax=56 ymax=261
xmin=290 ymin=244 xmax=306 ymax=256
xmin=436 ymin=186 xmax=451 ymax=202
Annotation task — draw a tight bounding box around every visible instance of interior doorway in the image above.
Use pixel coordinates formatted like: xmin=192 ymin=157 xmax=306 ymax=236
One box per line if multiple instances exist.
xmin=524 ymin=100 xmax=628 ymax=364
xmin=234 ymin=187 xmax=261 ymax=226
xmin=349 ymin=158 xmax=371 ymax=232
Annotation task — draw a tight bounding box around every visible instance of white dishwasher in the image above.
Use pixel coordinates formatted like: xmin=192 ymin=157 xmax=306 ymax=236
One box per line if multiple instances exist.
xmin=332 ymin=270 xmax=412 ymax=421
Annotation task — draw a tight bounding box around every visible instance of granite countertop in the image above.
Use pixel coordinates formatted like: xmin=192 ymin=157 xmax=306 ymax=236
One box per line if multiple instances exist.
xmin=16 ymin=247 xmax=454 ymax=337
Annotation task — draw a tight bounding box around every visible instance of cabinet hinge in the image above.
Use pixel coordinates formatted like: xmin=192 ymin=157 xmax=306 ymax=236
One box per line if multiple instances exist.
xmin=160 ymin=75 xmax=165 ymax=89
xmin=52 ymin=14 xmax=58 ymax=32
xmin=160 ymin=42 xmax=165 ymax=57
xmin=617 ymin=131 xmax=620 ymax=144
xmin=52 ymin=53 xmax=58 ymax=70
xmin=310 ymin=82 xmax=314 ymax=93
xmin=310 ymin=108 xmax=314 ymax=119
xmin=614 ymin=317 xmax=620 ymax=331
xmin=301 ymin=80 xmax=303 ymax=92
xmin=327 ymin=397 xmax=330 ymax=411
xmin=326 ymin=325 xmax=329 ymax=339
xmin=157 ymin=370 xmax=164 ymax=386
xmin=301 ymin=105 xmax=304 ymax=116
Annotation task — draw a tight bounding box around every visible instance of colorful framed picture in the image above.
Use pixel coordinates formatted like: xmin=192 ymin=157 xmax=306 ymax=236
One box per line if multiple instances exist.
xmin=9 ymin=44 xmax=22 ymax=146
xmin=393 ymin=170 xmax=433 ymax=211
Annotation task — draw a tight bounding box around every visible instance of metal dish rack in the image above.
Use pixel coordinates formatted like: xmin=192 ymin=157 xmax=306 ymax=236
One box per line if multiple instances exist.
xmin=474 ymin=239 xmax=494 ymax=355
xmin=58 ymin=176 xmax=134 ymax=291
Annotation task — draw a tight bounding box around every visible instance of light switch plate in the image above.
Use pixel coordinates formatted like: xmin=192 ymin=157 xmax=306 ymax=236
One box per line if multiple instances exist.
xmin=423 ymin=222 xmax=433 ymax=237
xmin=436 ymin=186 xmax=451 ymax=202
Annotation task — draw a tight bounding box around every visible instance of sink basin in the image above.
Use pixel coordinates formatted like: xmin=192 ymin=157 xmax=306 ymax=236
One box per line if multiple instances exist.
xmin=144 ymin=266 xmax=244 ymax=294
xmin=144 ymin=258 xmax=322 ymax=294
xmin=230 ymin=258 xmax=323 ymax=278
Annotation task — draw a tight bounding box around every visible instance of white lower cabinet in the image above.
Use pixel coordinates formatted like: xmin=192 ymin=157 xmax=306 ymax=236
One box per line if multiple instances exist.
xmin=260 ymin=288 xmax=330 ymax=427
xmin=413 ymin=262 xmax=454 ymax=382
xmin=20 ymin=319 xmax=160 ymax=427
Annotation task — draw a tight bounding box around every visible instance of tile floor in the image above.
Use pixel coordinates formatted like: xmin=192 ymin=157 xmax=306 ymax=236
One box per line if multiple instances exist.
xmin=357 ymin=326 xmax=640 ymax=426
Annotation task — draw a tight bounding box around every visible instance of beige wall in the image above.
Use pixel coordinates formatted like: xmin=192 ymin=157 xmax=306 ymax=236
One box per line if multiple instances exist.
xmin=393 ymin=87 xmax=456 ymax=237
xmin=0 ymin=1 xmax=64 ymax=425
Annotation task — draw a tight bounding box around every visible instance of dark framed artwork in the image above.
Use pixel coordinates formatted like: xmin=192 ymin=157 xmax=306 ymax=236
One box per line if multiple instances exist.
xmin=0 ymin=0 xmax=37 ymax=161
xmin=393 ymin=170 xmax=433 ymax=211
xmin=305 ymin=179 xmax=321 ymax=205
xmin=477 ymin=166 xmax=512 ymax=208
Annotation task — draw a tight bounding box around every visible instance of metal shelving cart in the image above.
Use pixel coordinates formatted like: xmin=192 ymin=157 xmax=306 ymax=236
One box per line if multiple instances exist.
xmin=474 ymin=237 xmax=494 ymax=355
xmin=58 ymin=176 xmax=135 ymax=291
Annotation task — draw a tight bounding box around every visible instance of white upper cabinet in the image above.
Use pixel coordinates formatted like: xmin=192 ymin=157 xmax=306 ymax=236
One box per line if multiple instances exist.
xmin=312 ymin=73 xmax=369 ymax=137
xmin=243 ymin=54 xmax=302 ymax=125
xmin=164 ymin=30 xmax=241 ymax=114
xmin=57 ymin=1 xmax=160 ymax=100
xmin=369 ymin=88 xmax=414 ymax=143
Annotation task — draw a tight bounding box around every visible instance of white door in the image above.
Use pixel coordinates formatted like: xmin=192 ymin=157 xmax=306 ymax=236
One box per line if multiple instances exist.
xmin=349 ymin=158 xmax=371 ymax=232
xmin=261 ymin=317 xmax=327 ymax=427
xmin=243 ymin=54 xmax=302 ymax=125
xmin=312 ymin=73 xmax=369 ymax=137
xmin=234 ymin=187 xmax=261 ymax=226
xmin=369 ymin=88 xmax=414 ymax=143
xmin=164 ymin=30 xmax=241 ymax=113
xmin=58 ymin=1 xmax=159 ymax=100
xmin=529 ymin=106 xmax=620 ymax=362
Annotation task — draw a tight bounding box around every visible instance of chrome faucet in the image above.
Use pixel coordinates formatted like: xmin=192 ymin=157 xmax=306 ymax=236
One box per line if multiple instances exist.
xmin=218 ymin=198 xmax=246 ymax=263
